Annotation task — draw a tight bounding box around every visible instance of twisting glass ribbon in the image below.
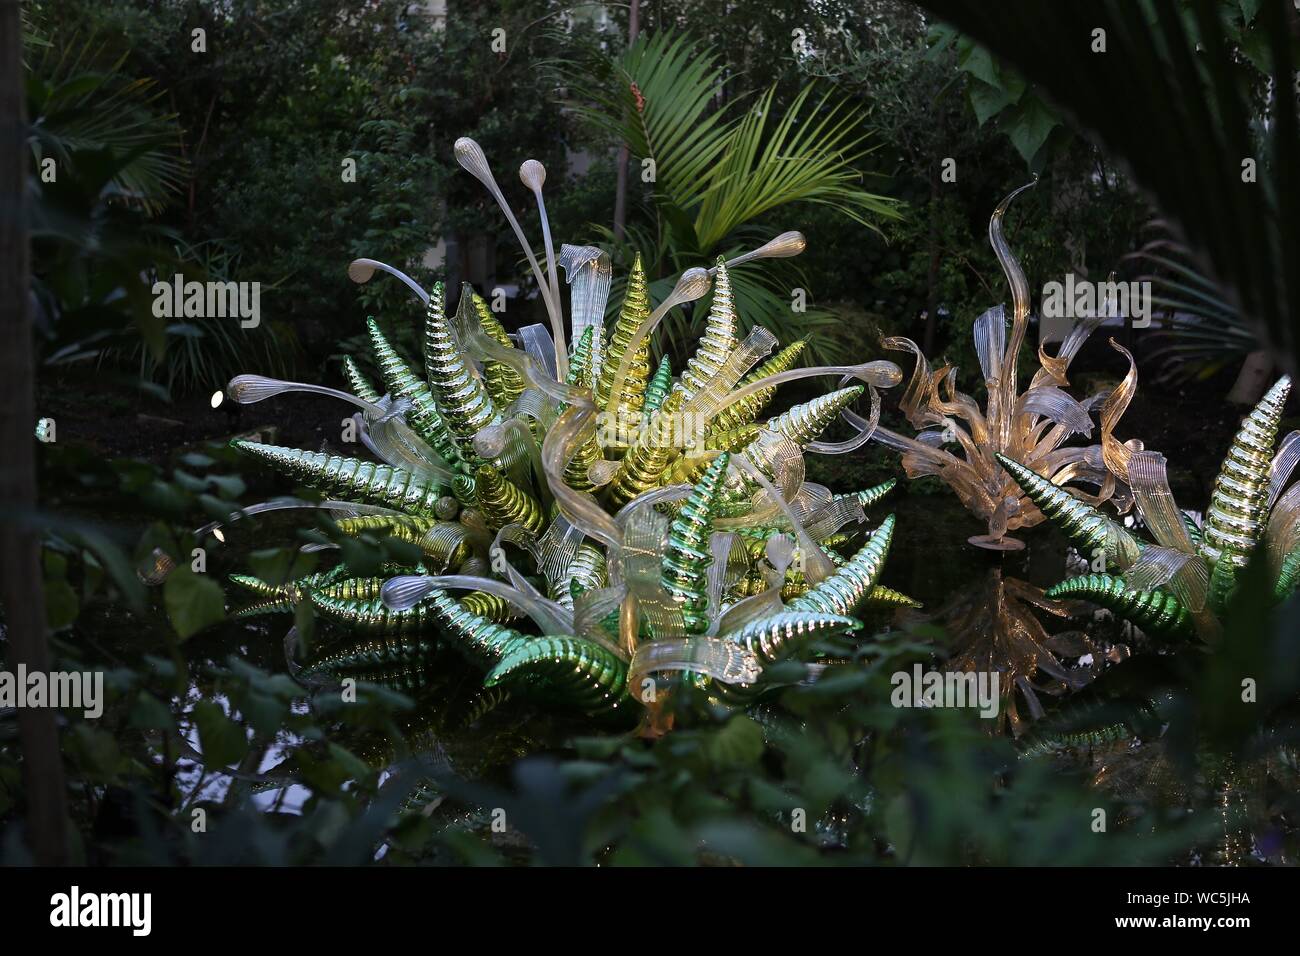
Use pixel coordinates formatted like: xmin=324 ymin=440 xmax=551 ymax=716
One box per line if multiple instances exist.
xmin=628 ymin=639 xmax=762 ymax=692
xmin=1268 ymin=431 xmax=1300 ymax=508
xmin=715 ymin=534 xmax=795 ymax=636
xmin=735 ymin=439 xmax=836 ymax=584
xmin=381 ymin=572 xmax=576 ymax=639
xmin=559 ymin=244 xmax=611 ymax=377
xmin=1125 ymin=450 xmax=1208 ymax=613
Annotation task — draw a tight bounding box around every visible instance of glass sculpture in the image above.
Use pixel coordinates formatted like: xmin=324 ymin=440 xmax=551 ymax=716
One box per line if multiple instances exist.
xmin=215 ymin=137 xmax=907 ymax=729
xmin=900 ymin=568 xmax=1104 ymax=735
xmin=999 ymin=375 xmax=1296 ymax=642
xmin=871 ymin=182 xmax=1140 ymax=550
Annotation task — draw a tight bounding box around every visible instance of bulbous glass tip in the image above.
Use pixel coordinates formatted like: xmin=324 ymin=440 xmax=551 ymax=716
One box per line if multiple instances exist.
xmin=347 ymin=259 xmax=377 ymax=283
xmin=227 ymin=374 xmax=290 ymax=404
xmin=674 ymin=267 xmax=712 ymax=302
xmin=519 ymin=159 xmax=546 ymax=190
xmin=454 ymin=137 xmax=491 ymax=181
xmin=472 ymin=422 xmax=510 ymax=459
xmin=137 ymin=547 xmax=176 ymax=586
xmin=381 ymin=575 xmax=436 ymax=611
xmin=758 ymin=231 xmax=806 ymax=258
xmin=867 ymin=360 xmax=904 ymax=388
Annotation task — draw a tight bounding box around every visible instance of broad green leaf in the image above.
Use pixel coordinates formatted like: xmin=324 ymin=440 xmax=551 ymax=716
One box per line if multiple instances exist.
xmin=1004 ymin=95 xmax=1059 ymax=165
xmin=128 ymin=692 xmax=175 ymax=733
xmin=192 ymin=699 xmax=249 ymax=768
xmin=968 ymin=79 xmax=1014 ymax=126
xmin=248 ymin=547 xmax=317 ymax=586
xmin=163 ymin=564 xmax=226 ymax=640
xmin=956 ymin=41 xmax=1000 ymax=87
xmin=701 ymin=715 xmax=764 ymax=767
xmin=42 ymin=548 xmax=79 ymax=628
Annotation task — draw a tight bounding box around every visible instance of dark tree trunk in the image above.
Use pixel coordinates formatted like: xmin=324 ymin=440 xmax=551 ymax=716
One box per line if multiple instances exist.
xmin=0 ymin=0 xmax=70 ymax=865
xmin=922 ymin=164 xmax=941 ymax=355
xmin=611 ymin=0 xmax=640 ymax=243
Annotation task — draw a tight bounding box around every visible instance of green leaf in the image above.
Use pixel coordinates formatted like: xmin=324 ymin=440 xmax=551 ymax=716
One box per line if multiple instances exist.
xmin=172 ymin=469 xmax=207 ymax=492
xmin=45 ymin=576 xmax=79 ymax=631
xmin=247 ymin=547 xmax=317 ymax=586
xmin=207 ymin=473 xmax=246 ymax=498
xmin=968 ymin=80 xmax=1014 ymax=126
xmin=956 ymin=41 xmax=1000 ymax=87
xmin=238 ymin=688 xmax=288 ymax=737
xmin=128 ymin=692 xmax=175 ymax=733
xmin=1236 ymin=30 xmax=1271 ymax=74
xmin=925 ymin=23 xmax=960 ymax=58
xmin=43 ymin=516 xmax=147 ymax=612
xmin=327 ymin=743 xmax=376 ymax=787
xmin=885 ymin=793 xmax=916 ymax=861
xmin=1003 ymin=95 xmax=1059 ymax=165
xmin=192 ymin=699 xmax=249 ymax=768
xmin=701 ymin=715 xmax=765 ymax=768
xmin=999 ymin=69 xmax=1027 ymax=102
xmin=163 ymin=565 xmax=226 ymax=640
xmin=42 ymin=549 xmax=79 ymax=630
xmin=69 ymin=725 xmax=123 ymax=779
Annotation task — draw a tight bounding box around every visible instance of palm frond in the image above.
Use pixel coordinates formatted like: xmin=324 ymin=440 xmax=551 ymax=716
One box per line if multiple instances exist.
xmin=694 ymin=84 xmax=900 ymax=248
xmin=562 ymin=31 xmax=735 ymax=220
xmin=27 ymin=35 xmax=187 ymax=214
xmin=562 ymin=30 xmax=900 ymax=374
xmin=1125 ymin=226 xmax=1259 ymax=384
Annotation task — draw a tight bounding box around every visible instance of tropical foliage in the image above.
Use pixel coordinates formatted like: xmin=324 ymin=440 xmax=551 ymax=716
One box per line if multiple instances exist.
xmin=561 ymin=31 xmax=900 ymax=365
xmin=1126 ymin=227 xmax=1258 ymax=384
xmin=914 ymin=0 xmax=1300 ymax=379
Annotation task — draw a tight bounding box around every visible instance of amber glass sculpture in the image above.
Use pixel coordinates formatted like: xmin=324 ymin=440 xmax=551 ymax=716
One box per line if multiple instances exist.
xmin=871 ymin=183 xmax=1139 ymax=550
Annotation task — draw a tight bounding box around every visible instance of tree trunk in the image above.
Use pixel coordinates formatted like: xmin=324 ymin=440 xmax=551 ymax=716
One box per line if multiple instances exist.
xmin=0 ymin=0 xmax=69 ymax=865
xmin=611 ymin=0 xmax=640 ymax=243
xmin=922 ymin=164 xmax=941 ymax=355
xmin=1226 ymin=349 xmax=1274 ymax=406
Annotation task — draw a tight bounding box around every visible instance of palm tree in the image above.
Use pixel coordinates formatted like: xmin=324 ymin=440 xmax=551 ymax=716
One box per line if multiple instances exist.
xmin=1125 ymin=224 xmax=1266 ymax=398
xmin=561 ymin=31 xmax=901 ymax=365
